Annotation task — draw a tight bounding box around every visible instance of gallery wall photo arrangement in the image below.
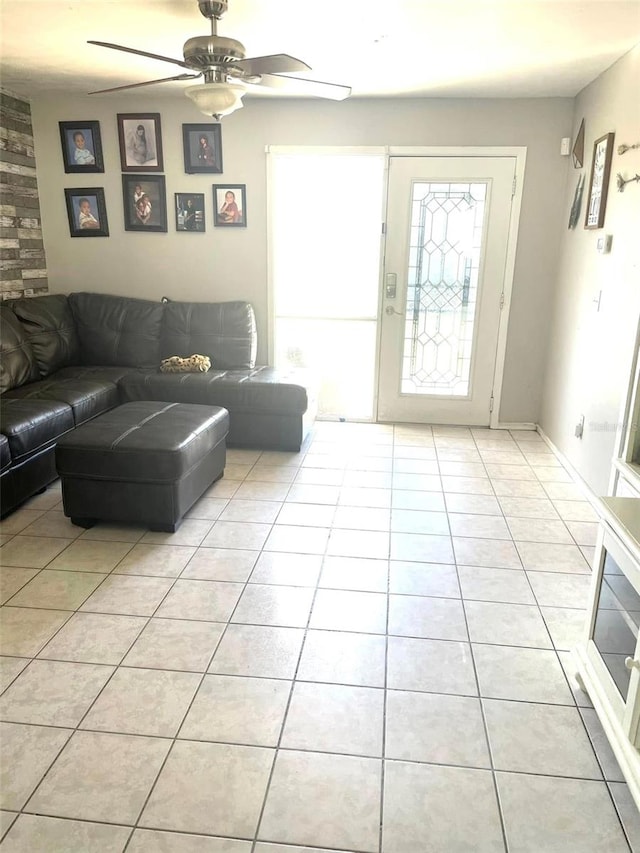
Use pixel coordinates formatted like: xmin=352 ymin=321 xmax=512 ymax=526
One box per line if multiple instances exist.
xmin=585 ymin=131 xmax=615 ymax=230
xmin=122 ymin=175 xmax=167 ymax=233
xmin=175 ymin=193 xmax=206 ymax=232
xmin=64 ymin=188 xmax=109 ymax=237
xmin=183 ymin=124 xmax=223 ymax=174
xmin=213 ymin=184 xmax=246 ymax=227
xmin=117 ymin=113 xmax=164 ymax=172
xmin=59 ymin=121 xmax=104 ymax=173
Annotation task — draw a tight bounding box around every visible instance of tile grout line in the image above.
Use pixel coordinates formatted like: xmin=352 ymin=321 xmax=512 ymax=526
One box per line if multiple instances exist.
xmin=606 ymin=779 xmax=637 ymax=853
xmin=118 ymin=450 xmax=272 ymax=852
xmin=249 ymin=448 xmax=335 ymax=852
xmin=461 ymin=428 xmax=510 ymax=853
xmin=376 ymin=424 xmax=401 ymax=853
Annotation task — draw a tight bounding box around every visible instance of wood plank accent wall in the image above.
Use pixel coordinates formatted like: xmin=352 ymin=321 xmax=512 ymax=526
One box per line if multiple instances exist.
xmin=0 ymin=91 xmax=48 ymax=300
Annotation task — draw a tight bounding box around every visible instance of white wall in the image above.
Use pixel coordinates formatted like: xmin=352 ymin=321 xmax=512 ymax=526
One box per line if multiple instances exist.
xmin=540 ymin=44 xmax=640 ymax=495
xmin=30 ymin=93 xmax=572 ymax=420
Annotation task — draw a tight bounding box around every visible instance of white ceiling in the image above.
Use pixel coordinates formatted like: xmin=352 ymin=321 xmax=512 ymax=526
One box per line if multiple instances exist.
xmin=1 ymin=0 xmax=639 ymax=102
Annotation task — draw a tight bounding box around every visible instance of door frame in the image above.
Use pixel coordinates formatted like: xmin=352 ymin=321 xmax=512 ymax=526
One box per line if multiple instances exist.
xmin=266 ymin=145 xmax=527 ymax=428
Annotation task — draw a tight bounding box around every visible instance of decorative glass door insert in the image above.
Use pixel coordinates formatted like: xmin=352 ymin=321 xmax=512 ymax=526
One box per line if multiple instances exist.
xmin=402 ymin=182 xmax=487 ymax=397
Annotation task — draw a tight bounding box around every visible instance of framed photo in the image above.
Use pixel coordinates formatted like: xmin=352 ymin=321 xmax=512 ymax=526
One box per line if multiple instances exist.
xmin=182 ymin=124 xmax=223 ymax=174
xmin=122 ymin=175 xmax=167 ymax=232
xmin=568 ymin=173 xmax=585 ymax=230
xmin=59 ymin=121 xmax=104 ymax=173
xmin=117 ymin=113 xmax=163 ymax=171
xmin=213 ymin=184 xmax=246 ymax=227
xmin=175 ymin=193 xmax=205 ymax=232
xmin=64 ymin=188 xmax=109 ymax=237
xmin=585 ymin=132 xmax=615 ymax=230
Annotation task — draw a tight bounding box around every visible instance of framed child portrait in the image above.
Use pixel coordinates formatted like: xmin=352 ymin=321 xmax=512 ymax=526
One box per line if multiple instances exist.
xmin=175 ymin=193 xmax=206 ymax=232
xmin=64 ymin=188 xmax=109 ymax=237
xmin=213 ymin=184 xmax=246 ymax=227
xmin=122 ymin=174 xmax=167 ymax=233
xmin=182 ymin=124 xmax=223 ymax=174
xmin=59 ymin=121 xmax=104 ymax=173
xmin=117 ymin=113 xmax=164 ymax=172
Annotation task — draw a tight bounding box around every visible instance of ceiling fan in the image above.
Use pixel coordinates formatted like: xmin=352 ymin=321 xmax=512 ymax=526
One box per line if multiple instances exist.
xmin=88 ymin=0 xmax=351 ymax=119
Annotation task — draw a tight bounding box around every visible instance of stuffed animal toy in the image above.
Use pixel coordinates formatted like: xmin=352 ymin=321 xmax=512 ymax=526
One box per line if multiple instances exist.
xmin=160 ymin=354 xmax=211 ymax=373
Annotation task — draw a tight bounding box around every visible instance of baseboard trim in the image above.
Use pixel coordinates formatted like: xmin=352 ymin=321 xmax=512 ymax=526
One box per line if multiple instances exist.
xmin=536 ymin=425 xmax=602 ymax=509
xmin=494 ymin=422 xmax=537 ymax=431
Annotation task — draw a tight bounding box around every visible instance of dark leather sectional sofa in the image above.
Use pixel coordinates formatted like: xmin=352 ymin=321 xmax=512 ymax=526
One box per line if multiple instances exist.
xmin=0 ymin=292 xmax=316 ymax=517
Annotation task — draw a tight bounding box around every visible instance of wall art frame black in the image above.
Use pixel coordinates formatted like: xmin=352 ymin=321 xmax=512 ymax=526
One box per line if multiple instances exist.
xmin=122 ymin=174 xmax=167 ymax=232
xmin=183 ymin=123 xmax=223 ymax=174
xmin=175 ymin=192 xmax=206 ymax=232
xmin=213 ymin=184 xmax=246 ymax=227
xmin=64 ymin=187 xmax=109 ymax=237
xmin=117 ymin=113 xmax=164 ymax=172
xmin=59 ymin=121 xmax=104 ymax=173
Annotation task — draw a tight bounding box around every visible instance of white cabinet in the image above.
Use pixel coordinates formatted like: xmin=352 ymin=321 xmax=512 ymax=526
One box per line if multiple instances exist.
xmin=612 ymin=338 xmax=640 ymax=498
xmin=574 ymin=497 xmax=640 ymax=807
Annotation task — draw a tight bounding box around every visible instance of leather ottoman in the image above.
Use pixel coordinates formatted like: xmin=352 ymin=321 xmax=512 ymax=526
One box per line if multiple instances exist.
xmin=55 ymin=401 xmax=229 ymax=532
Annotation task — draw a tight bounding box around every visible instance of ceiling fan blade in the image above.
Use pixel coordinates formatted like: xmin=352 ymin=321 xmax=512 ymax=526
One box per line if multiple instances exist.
xmin=88 ymin=73 xmax=202 ymax=95
xmin=88 ymin=40 xmax=191 ymax=69
xmin=231 ymin=53 xmax=311 ymax=76
xmin=256 ymin=74 xmax=351 ymax=101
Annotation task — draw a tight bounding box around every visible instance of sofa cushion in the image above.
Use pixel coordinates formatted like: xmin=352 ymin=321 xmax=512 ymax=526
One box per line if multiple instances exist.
xmin=0 ymin=398 xmax=74 ymax=463
xmin=56 ymin=401 xmax=229 ymax=483
xmin=69 ymin=292 xmax=163 ymax=369
xmin=0 ymin=305 xmax=39 ymax=393
xmin=11 ymin=294 xmax=79 ymax=377
xmin=119 ymin=365 xmax=310 ymax=415
xmin=0 ymin=435 xmax=11 ymax=474
xmin=4 ymin=377 xmax=119 ymax=426
xmin=161 ymin=301 xmax=256 ymax=370
xmin=53 ymin=365 xmax=151 ymax=385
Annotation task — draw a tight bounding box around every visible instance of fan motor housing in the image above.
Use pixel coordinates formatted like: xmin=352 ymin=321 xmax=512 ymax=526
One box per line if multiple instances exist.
xmin=183 ymin=35 xmax=245 ymax=68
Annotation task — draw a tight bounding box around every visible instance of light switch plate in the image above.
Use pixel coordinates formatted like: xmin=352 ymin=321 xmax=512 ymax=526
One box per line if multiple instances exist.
xmin=597 ymin=234 xmax=613 ymax=254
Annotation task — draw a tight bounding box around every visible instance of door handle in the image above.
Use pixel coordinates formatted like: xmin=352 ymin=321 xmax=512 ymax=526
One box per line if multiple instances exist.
xmin=385 ymin=306 xmax=403 ymax=316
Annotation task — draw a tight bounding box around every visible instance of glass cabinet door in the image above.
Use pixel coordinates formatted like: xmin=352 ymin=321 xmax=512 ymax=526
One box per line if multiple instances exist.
xmin=592 ymin=548 xmax=640 ymax=702
xmin=578 ymin=504 xmax=640 ymax=794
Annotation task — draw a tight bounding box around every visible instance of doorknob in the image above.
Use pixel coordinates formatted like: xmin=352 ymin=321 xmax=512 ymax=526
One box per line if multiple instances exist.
xmin=385 ymin=306 xmax=403 ymax=316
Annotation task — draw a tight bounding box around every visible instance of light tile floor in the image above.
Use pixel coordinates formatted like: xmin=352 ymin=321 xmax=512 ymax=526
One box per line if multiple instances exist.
xmin=0 ymin=422 xmax=639 ymax=852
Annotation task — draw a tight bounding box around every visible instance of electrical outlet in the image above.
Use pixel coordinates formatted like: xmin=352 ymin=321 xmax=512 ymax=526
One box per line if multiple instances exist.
xmin=575 ymin=415 xmax=585 ymax=439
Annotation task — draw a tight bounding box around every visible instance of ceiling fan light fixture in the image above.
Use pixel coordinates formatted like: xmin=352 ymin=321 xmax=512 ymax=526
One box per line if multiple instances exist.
xmin=185 ymin=81 xmax=245 ymax=117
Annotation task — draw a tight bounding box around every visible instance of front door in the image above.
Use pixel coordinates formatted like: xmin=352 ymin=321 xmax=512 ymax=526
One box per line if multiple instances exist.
xmin=377 ymin=156 xmax=516 ymax=425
